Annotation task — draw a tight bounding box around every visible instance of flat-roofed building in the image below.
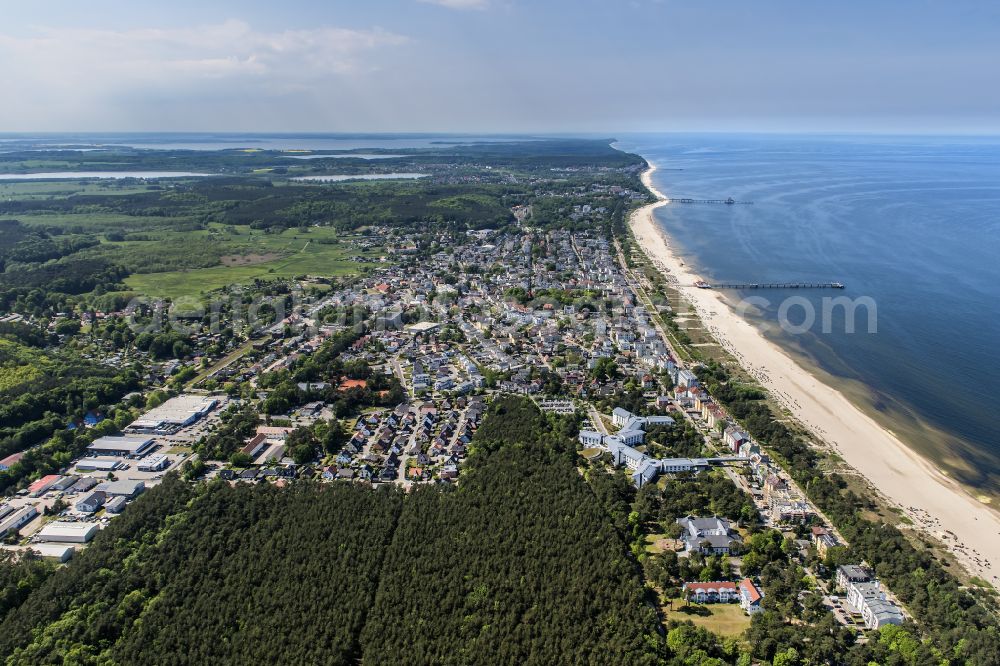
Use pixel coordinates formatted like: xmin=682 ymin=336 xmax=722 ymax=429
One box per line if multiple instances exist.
xmin=137 ymin=454 xmax=169 ymax=472
xmin=128 ymin=395 xmax=219 ymax=434
xmin=836 ymin=564 xmax=873 ymax=590
xmin=95 ymin=480 xmax=145 ymax=498
xmin=75 ymin=457 xmax=123 ymax=472
xmin=405 ymin=321 xmax=441 ymax=335
xmin=37 ymin=521 xmax=99 ymax=543
xmin=28 ymin=543 xmax=75 ymax=562
xmin=87 ymin=435 xmax=155 ymax=458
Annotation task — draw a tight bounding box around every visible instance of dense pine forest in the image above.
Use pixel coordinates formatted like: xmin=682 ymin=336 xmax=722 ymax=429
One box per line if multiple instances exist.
xmin=361 ymin=403 xmax=660 ymax=665
xmin=0 ymin=397 xmax=661 ymax=665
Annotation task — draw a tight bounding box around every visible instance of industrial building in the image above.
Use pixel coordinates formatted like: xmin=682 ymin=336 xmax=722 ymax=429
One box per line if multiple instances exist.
xmin=69 ymin=477 xmax=98 ymax=493
xmin=104 ymin=496 xmax=128 ymax=513
xmin=28 ymin=543 xmax=75 ymax=562
xmin=52 ymin=476 xmax=79 ymax=491
xmin=86 ymin=435 xmax=155 ymax=458
xmin=75 ymin=457 xmax=124 ymax=472
xmin=37 ymin=521 xmax=100 ymax=543
xmin=75 ymin=491 xmax=107 ymax=514
xmin=95 ymin=480 xmax=145 ymax=498
xmin=137 ymin=454 xmax=170 ymax=472
xmin=127 ymin=395 xmax=219 ymax=434
xmin=0 ymin=505 xmax=38 ymax=536
xmin=27 ymin=474 xmax=62 ymax=497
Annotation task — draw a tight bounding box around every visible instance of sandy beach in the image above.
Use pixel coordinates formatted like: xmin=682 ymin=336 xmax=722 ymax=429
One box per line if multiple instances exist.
xmin=631 ymin=164 xmax=1000 ymax=584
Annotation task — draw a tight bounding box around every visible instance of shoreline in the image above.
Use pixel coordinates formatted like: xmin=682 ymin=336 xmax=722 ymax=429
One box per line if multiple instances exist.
xmin=630 ymin=162 xmax=1000 ymax=584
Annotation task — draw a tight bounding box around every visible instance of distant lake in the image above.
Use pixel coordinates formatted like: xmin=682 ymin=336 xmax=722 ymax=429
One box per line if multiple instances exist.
xmin=0 ymin=132 xmax=542 ymax=152
xmin=291 ymin=173 xmax=427 ymax=182
xmin=0 ymin=171 xmax=213 ymax=180
xmin=282 ymin=154 xmax=405 ymax=160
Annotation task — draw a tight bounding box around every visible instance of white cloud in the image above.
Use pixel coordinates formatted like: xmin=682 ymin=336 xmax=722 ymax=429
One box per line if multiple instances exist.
xmin=0 ymin=20 xmax=409 ymax=128
xmin=418 ymin=0 xmax=490 ymax=10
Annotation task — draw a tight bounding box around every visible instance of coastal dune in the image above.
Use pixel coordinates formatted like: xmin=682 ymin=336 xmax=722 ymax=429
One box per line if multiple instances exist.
xmin=631 ymin=164 xmax=1000 ymax=583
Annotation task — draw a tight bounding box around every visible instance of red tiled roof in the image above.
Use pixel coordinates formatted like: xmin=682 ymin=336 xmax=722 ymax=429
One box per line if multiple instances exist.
xmin=0 ymin=451 xmax=25 ymax=467
xmin=739 ymin=578 xmax=762 ymax=604
xmin=683 ymin=581 xmax=737 ymax=593
xmin=27 ymin=474 xmax=60 ymax=492
xmin=338 ymin=379 xmax=368 ymax=391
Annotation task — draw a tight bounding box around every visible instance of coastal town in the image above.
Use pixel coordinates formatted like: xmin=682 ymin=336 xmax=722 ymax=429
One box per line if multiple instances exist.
xmin=0 ymin=219 xmax=910 ymax=639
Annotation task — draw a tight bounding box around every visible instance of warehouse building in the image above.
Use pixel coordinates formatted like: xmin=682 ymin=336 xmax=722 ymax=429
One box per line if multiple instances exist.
xmin=37 ymin=521 xmax=100 ymax=543
xmin=75 ymin=491 xmax=106 ymax=514
xmin=52 ymin=476 xmax=79 ymax=491
xmin=95 ymin=480 xmax=145 ymax=499
xmin=69 ymin=477 xmax=98 ymax=494
xmin=86 ymin=435 xmax=156 ymax=458
xmin=27 ymin=474 xmax=62 ymax=497
xmin=104 ymin=496 xmax=128 ymax=513
xmin=127 ymin=395 xmax=219 ymax=434
xmin=28 ymin=543 xmax=75 ymax=562
xmin=75 ymin=458 xmax=124 ymax=473
xmin=137 ymin=454 xmax=170 ymax=472
xmin=0 ymin=505 xmax=38 ymax=536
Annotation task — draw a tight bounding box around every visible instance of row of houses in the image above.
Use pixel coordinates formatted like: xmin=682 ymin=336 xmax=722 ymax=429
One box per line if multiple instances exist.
xmin=681 ymin=578 xmax=764 ymax=614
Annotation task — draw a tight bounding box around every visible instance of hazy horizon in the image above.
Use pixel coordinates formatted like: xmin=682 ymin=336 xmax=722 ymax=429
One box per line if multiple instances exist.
xmin=2 ymin=1 xmax=998 ymax=135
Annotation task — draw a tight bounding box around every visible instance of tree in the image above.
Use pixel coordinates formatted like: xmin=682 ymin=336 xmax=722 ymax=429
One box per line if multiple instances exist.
xmin=291 ymin=444 xmax=315 ymax=465
xmin=229 ymin=452 xmax=252 ymax=468
xmin=321 ymin=420 xmax=347 ymax=454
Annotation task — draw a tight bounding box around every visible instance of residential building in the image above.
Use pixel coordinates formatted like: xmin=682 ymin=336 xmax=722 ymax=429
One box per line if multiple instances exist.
xmin=683 ymin=581 xmax=738 ymax=603
xmin=677 ymin=516 xmax=742 ymax=555
xmin=739 ymin=578 xmax=764 ymax=614
xmin=847 ymin=580 xmax=905 ymax=630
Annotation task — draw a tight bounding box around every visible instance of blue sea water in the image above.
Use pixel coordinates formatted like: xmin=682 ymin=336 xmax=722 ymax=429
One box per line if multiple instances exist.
xmin=615 ymin=133 xmax=1000 ymax=490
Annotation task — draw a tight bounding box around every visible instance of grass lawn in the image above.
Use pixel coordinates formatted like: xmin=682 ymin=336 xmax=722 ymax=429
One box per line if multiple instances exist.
xmin=643 ymin=533 xmax=677 ymax=555
xmin=662 ymin=599 xmax=751 ymax=637
xmin=186 ymin=336 xmax=267 ymax=389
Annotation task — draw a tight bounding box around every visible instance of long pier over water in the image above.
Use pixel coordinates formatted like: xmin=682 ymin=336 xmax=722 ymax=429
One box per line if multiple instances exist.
xmin=671 ymin=197 xmax=753 ymax=205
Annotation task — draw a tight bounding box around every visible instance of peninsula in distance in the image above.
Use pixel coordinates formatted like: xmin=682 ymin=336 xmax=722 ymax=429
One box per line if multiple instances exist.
xmin=0 ymin=1 xmax=998 ymax=665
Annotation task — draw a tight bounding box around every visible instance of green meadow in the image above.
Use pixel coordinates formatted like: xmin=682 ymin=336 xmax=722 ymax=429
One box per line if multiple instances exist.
xmin=122 ymin=225 xmax=382 ymax=299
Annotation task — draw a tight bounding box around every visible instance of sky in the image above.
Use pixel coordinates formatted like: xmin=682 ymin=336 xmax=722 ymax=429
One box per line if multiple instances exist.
xmin=1 ymin=0 xmax=998 ymax=133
